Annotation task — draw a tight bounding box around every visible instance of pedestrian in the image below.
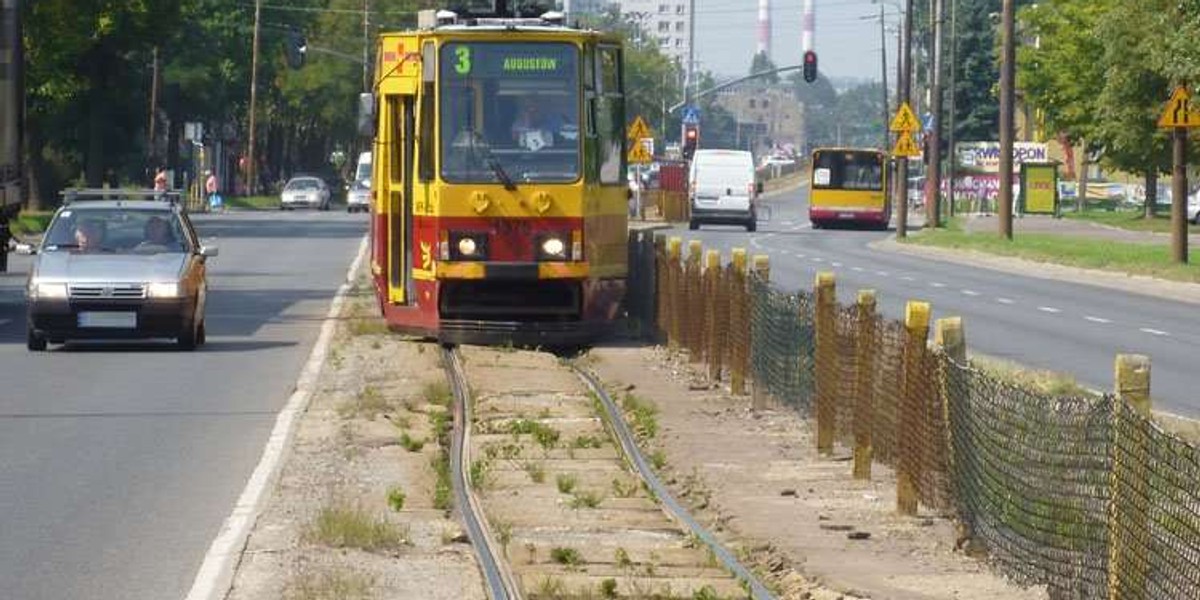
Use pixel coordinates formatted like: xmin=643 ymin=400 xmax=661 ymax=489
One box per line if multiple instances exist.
xmin=205 ymin=170 xmax=224 ymax=212
xmin=154 ymin=166 xmax=168 ymax=192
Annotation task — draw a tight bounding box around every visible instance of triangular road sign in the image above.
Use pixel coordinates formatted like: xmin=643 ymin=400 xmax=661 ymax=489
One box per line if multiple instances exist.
xmin=627 ymin=116 xmax=653 ymax=141
xmin=890 ymin=102 xmax=920 ymax=132
xmin=628 ymin=141 xmax=652 ymax=164
xmin=1158 ymin=86 xmax=1200 ymax=128
xmin=891 ymin=132 xmax=921 ymax=157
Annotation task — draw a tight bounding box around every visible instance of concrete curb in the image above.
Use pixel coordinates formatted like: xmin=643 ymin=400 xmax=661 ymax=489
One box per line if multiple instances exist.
xmin=183 ymin=235 xmax=369 ymax=600
xmin=874 ymin=236 xmax=1200 ymax=306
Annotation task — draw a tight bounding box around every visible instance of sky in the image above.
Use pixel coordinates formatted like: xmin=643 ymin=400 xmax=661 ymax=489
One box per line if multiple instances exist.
xmin=694 ymin=0 xmax=899 ymax=82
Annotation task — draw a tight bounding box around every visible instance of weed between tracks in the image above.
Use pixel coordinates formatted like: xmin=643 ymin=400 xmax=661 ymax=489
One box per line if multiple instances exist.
xmin=303 ymin=501 xmax=408 ymax=552
xmin=283 ymin=567 xmax=374 ymax=600
xmin=337 ymin=385 xmax=393 ymax=421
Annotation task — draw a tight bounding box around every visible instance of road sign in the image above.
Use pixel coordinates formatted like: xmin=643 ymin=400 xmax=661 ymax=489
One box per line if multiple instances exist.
xmin=627 ymin=116 xmax=653 ymax=141
xmin=1157 ymin=86 xmax=1200 ymax=128
xmin=628 ymin=140 xmax=653 ymax=164
xmin=681 ymin=106 xmax=701 ymax=125
xmin=891 ymin=131 xmax=921 ymax=157
xmin=890 ymin=102 xmax=920 ymax=133
xmin=640 ymin=137 xmax=654 ymax=156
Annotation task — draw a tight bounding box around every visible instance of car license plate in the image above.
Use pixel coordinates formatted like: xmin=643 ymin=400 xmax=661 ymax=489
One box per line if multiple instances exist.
xmin=78 ymin=312 xmax=137 ymax=329
xmin=838 ymin=212 xmax=856 ymax=219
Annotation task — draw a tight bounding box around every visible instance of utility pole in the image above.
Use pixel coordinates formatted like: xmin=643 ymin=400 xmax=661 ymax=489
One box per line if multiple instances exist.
xmin=1172 ymin=118 xmax=1188 ymax=263
xmin=247 ymin=0 xmax=261 ymax=197
xmin=148 ymin=47 xmax=160 ymax=164
xmin=897 ymin=0 xmax=913 ymax=238
xmin=998 ymin=0 xmax=1015 ymax=240
xmin=879 ymin=4 xmax=890 ymax=152
xmin=927 ymin=0 xmax=944 ymax=228
xmin=362 ymin=0 xmax=370 ymax=91
xmin=686 ymin=0 xmax=696 ymax=103
xmin=947 ymin=0 xmax=957 ymax=217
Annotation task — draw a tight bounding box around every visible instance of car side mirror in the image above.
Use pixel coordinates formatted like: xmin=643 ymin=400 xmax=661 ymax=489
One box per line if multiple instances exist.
xmin=199 ymin=244 xmax=219 ymax=258
xmin=14 ymin=242 xmax=36 ymax=255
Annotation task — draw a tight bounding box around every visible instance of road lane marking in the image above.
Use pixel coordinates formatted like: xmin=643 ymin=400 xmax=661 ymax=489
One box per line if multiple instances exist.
xmin=1140 ymin=328 xmax=1170 ymax=337
xmin=852 ymin=267 xmax=864 ymax=272
xmin=901 ymin=276 xmax=915 ymax=281
xmin=876 ymin=270 xmax=890 ymax=276
xmin=961 ymin=290 xmax=980 ymax=296
xmin=811 ymin=257 xmax=824 ymax=263
xmin=931 ymin=282 xmax=947 ymax=288
xmin=997 ymin=298 xmax=1015 ymax=305
xmin=1037 ymin=306 xmax=1062 ymax=314
xmin=832 ymin=261 xmax=843 ymax=267
xmin=1085 ymin=316 xmax=1112 ymax=324
xmin=185 ymin=236 xmax=369 ymax=600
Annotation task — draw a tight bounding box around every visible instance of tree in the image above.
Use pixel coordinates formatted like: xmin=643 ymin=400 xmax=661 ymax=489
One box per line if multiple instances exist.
xmin=749 ymin=51 xmax=779 ymax=84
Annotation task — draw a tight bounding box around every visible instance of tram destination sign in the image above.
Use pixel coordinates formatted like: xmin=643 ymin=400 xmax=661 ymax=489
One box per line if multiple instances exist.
xmin=445 ymin=42 xmax=576 ymax=78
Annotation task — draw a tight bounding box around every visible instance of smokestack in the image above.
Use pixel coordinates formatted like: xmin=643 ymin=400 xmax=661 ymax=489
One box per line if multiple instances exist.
xmin=802 ymin=0 xmax=815 ymax=53
xmin=757 ymin=0 xmax=771 ymax=58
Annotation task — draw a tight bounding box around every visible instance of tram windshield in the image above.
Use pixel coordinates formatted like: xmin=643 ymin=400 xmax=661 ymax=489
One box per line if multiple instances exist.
xmin=440 ymin=42 xmax=581 ymax=184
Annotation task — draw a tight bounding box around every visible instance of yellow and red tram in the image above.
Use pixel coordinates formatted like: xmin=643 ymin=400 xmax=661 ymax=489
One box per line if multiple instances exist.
xmin=363 ymin=8 xmax=628 ymax=345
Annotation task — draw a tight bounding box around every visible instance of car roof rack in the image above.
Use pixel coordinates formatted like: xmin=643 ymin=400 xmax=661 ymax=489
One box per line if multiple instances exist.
xmin=59 ymin=188 xmax=184 ymax=206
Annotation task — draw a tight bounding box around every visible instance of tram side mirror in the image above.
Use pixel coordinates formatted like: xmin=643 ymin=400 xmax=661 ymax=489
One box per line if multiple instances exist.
xmin=357 ymin=93 xmax=376 ymax=138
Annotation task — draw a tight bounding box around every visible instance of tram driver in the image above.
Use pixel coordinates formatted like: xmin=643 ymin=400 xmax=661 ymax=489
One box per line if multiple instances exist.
xmin=510 ymin=94 xmax=577 ymax=151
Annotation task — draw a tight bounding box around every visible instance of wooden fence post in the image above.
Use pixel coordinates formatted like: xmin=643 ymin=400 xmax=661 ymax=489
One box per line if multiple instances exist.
xmin=687 ymin=240 xmax=704 ymax=360
xmin=704 ymin=250 xmax=720 ymax=376
xmin=897 ymin=300 xmax=931 ymax=516
xmin=730 ymin=248 xmax=748 ymax=396
xmin=1108 ymin=354 xmax=1151 ymax=600
xmin=751 ymin=254 xmax=770 ymax=410
xmin=814 ymin=272 xmax=836 ymax=456
xmin=666 ymin=237 xmax=683 ymax=347
xmin=853 ymin=289 xmax=877 ymax=480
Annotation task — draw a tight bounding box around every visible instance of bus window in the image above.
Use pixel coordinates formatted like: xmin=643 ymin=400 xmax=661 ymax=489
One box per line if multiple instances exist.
xmin=812 ymin=151 xmax=883 ymax=191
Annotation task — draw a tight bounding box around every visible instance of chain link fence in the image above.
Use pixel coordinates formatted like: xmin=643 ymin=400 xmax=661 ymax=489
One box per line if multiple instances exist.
xmin=627 ymin=231 xmax=1200 ymax=599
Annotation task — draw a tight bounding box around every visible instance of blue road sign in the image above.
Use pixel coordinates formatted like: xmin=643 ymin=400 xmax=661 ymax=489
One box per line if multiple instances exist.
xmin=682 ymin=106 xmax=701 ymax=125
xmin=921 ymin=112 xmax=934 ymax=133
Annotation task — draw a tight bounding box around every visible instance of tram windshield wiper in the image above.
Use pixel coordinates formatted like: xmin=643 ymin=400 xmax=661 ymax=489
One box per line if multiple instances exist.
xmin=488 ymin=157 xmax=518 ymax=191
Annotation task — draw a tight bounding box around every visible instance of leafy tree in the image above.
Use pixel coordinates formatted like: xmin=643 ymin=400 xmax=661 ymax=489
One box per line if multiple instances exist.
xmin=749 ymin=51 xmax=779 ymax=84
xmin=951 ymin=0 xmax=1000 ymax=141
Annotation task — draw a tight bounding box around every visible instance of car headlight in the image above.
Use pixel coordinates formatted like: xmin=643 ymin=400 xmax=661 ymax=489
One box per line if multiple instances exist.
xmin=449 ymin=232 xmax=488 ymax=261
xmin=148 ymin=282 xmax=181 ymax=298
xmin=30 ymin=282 xmax=68 ymax=300
xmin=537 ymin=234 xmax=568 ymax=261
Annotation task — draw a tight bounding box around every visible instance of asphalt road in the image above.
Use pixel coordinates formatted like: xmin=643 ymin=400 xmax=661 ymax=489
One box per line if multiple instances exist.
xmin=668 ymin=186 xmax=1200 ymax=417
xmin=0 ymin=210 xmax=365 ymax=600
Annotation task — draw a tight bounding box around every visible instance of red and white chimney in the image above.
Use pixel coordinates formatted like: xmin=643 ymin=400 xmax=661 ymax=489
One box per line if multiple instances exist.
xmin=802 ymin=0 xmax=815 ymax=53
xmin=757 ymin=0 xmax=771 ymax=58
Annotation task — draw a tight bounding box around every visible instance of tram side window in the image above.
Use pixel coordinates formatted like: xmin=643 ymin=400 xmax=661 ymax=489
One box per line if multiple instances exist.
xmin=596 ymin=45 xmax=625 ymax=185
xmin=812 ymin=152 xmax=883 ymax=191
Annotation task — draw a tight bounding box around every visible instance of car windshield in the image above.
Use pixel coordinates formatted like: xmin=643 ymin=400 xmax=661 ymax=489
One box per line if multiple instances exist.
xmin=440 ymin=42 xmax=581 ymax=184
xmin=42 ymin=208 xmax=189 ymax=255
xmin=285 ymin=178 xmax=322 ymax=191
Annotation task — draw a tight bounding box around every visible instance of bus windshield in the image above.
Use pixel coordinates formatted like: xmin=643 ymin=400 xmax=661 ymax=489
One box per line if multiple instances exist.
xmin=812 ymin=151 xmax=884 ymax=191
xmin=440 ymin=42 xmax=580 ymax=184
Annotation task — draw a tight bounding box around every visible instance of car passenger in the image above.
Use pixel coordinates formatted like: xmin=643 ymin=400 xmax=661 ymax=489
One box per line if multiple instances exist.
xmin=74 ymin=220 xmax=106 ymax=252
xmin=137 ymin=216 xmax=179 ymax=251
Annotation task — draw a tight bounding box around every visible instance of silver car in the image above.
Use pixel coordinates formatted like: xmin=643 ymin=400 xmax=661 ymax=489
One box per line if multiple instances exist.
xmin=346 ymin=179 xmax=370 ymax=213
xmin=280 ymin=176 xmax=331 ymax=210
xmin=20 ymin=196 xmax=217 ymax=351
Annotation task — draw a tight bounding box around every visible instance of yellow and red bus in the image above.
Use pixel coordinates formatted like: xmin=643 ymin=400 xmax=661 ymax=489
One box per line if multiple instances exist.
xmin=808 ymin=148 xmax=890 ymax=230
xmin=361 ymin=8 xmax=628 ymax=346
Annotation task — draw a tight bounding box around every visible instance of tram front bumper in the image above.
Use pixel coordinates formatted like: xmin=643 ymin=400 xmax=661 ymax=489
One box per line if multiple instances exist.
xmin=437 ymin=262 xmax=589 ymax=281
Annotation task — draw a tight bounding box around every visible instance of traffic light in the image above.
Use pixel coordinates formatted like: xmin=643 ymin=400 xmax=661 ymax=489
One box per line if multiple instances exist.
xmin=285 ymin=29 xmax=307 ymax=69
xmin=682 ymin=124 xmax=699 ymax=160
xmin=803 ymin=50 xmax=818 ymax=84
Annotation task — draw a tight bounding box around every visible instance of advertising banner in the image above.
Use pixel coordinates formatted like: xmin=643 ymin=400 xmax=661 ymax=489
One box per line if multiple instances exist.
xmin=957 ymin=142 xmax=1050 ymax=174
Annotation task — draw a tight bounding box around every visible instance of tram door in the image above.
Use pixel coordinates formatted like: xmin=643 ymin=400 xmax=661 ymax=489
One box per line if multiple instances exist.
xmin=384 ymin=94 xmax=415 ymax=304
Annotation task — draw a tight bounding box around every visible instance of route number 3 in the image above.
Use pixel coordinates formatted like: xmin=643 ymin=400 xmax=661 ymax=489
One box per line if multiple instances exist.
xmin=454 ymin=47 xmax=472 ymax=75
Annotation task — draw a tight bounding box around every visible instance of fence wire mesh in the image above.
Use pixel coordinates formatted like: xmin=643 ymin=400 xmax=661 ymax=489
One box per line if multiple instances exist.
xmin=638 ymin=232 xmax=1200 ymax=598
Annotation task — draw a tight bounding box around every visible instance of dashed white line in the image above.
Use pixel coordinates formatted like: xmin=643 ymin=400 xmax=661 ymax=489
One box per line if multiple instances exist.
xmin=931 ymin=282 xmax=947 ymax=288
xmin=852 ymin=266 xmax=865 ymax=272
xmin=901 ymin=276 xmax=915 ymax=282
xmin=961 ymin=290 xmax=980 ymax=296
xmin=811 ymin=257 xmax=824 ymax=263
xmin=876 ymin=271 xmax=890 ymax=277
xmin=1085 ymin=316 xmax=1112 ymax=324
xmin=1140 ymin=328 xmax=1170 ymax=337
xmin=997 ymin=298 xmax=1015 ymax=305
xmin=1037 ymin=306 xmax=1062 ymax=314
xmin=832 ymin=262 xmax=843 ymax=268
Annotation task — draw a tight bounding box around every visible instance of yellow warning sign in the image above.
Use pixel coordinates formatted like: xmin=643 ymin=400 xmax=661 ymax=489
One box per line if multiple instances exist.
xmin=889 ymin=102 xmax=920 ymax=133
xmin=627 ymin=116 xmax=653 ymax=141
xmin=1157 ymin=86 xmax=1200 ymax=128
xmin=891 ymin=132 xmax=921 ymax=157
xmin=628 ymin=141 xmax=653 ymax=164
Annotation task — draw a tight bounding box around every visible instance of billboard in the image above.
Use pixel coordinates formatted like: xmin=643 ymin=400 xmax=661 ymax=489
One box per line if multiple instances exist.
xmin=957 ymin=142 xmax=1049 ymax=174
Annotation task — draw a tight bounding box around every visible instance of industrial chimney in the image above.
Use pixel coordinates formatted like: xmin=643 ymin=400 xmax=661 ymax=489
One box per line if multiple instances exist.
xmin=757 ymin=0 xmax=771 ymax=58
xmin=802 ymin=0 xmax=815 ymax=52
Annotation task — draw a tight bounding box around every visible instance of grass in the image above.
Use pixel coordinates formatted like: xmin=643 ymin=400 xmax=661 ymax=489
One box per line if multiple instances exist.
xmin=303 ymin=501 xmax=407 ymax=551
xmin=555 ymin=473 xmax=578 ymax=494
xmin=224 ymin=195 xmax=281 ymax=210
xmin=348 ymin=318 xmax=389 ymax=336
xmin=1064 ymin=208 xmax=1200 ymax=234
xmin=428 ymin=401 xmax=454 ymax=511
xmin=470 ymin=459 xmax=493 ymax=490
xmin=550 ymin=546 xmax=582 ymax=566
xmin=386 ymin=487 xmax=406 ymax=512
xmin=284 ymin=567 xmax=374 ymax=600
xmin=508 ymin=418 xmax=561 ymax=450
xmin=569 ymin=489 xmax=604 ymax=509
xmin=523 ymin=461 xmax=547 ymax=483
xmin=622 ymin=393 xmax=659 ymax=439
xmin=571 ymin=434 xmax=605 ymax=449
xmin=337 ymin=386 xmax=392 ymax=420
xmin=611 ymin=477 xmax=639 ymax=498
xmin=649 ymin=449 xmax=668 ymax=470
xmin=905 ymin=217 xmax=1200 ymax=283
xmin=422 ymin=381 xmax=453 ymax=407
xmin=9 ymin=211 xmax=53 ymax=236
xmin=600 ymin=578 xmax=619 ymax=598
xmin=398 ymin=432 xmax=425 ymax=452
xmin=970 ymin=354 xmax=1100 ymax=398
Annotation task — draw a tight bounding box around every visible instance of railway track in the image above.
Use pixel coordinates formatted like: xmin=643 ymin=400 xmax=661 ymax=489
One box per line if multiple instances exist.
xmin=442 ymin=344 xmax=776 ymax=600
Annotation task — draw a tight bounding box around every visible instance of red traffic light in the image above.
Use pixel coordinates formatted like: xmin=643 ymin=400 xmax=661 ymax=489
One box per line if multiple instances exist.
xmin=803 ymin=50 xmax=818 ymax=83
xmin=685 ymin=128 xmax=698 ymax=140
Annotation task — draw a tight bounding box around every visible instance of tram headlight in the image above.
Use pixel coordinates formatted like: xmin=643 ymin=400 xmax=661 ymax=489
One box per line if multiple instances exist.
xmin=449 ymin=232 xmax=487 ymax=261
xmin=537 ymin=233 xmax=569 ymax=261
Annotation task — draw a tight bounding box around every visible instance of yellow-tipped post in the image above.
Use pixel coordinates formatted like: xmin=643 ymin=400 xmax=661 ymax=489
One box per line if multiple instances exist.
xmin=853 ymin=289 xmax=877 ymax=480
xmin=751 ymin=254 xmax=770 ymax=410
xmin=897 ymin=300 xmax=931 ymax=516
xmin=814 ymin=272 xmax=837 ymax=455
xmin=730 ymin=248 xmax=749 ymax=395
xmin=1108 ymin=354 xmax=1151 ymax=600
xmin=704 ymin=249 xmax=721 ymax=376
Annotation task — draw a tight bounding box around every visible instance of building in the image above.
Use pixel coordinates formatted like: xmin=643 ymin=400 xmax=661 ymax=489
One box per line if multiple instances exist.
xmin=609 ymin=0 xmax=692 ymax=67
xmin=714 ymin=84 xmax=804 ymax=157
xmin=561 ymin=0 xmax=608 ymax=16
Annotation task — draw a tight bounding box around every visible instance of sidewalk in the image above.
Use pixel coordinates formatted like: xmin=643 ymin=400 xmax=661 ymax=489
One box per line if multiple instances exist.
xmin=960 ymin=212 xmax=1200 ymax=245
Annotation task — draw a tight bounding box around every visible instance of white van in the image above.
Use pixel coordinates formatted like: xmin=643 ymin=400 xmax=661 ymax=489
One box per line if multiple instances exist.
xmin=688 ymin=149 xmax=761 ymax=231
xmin=347 ymin=152 xmax=372 ymax=213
